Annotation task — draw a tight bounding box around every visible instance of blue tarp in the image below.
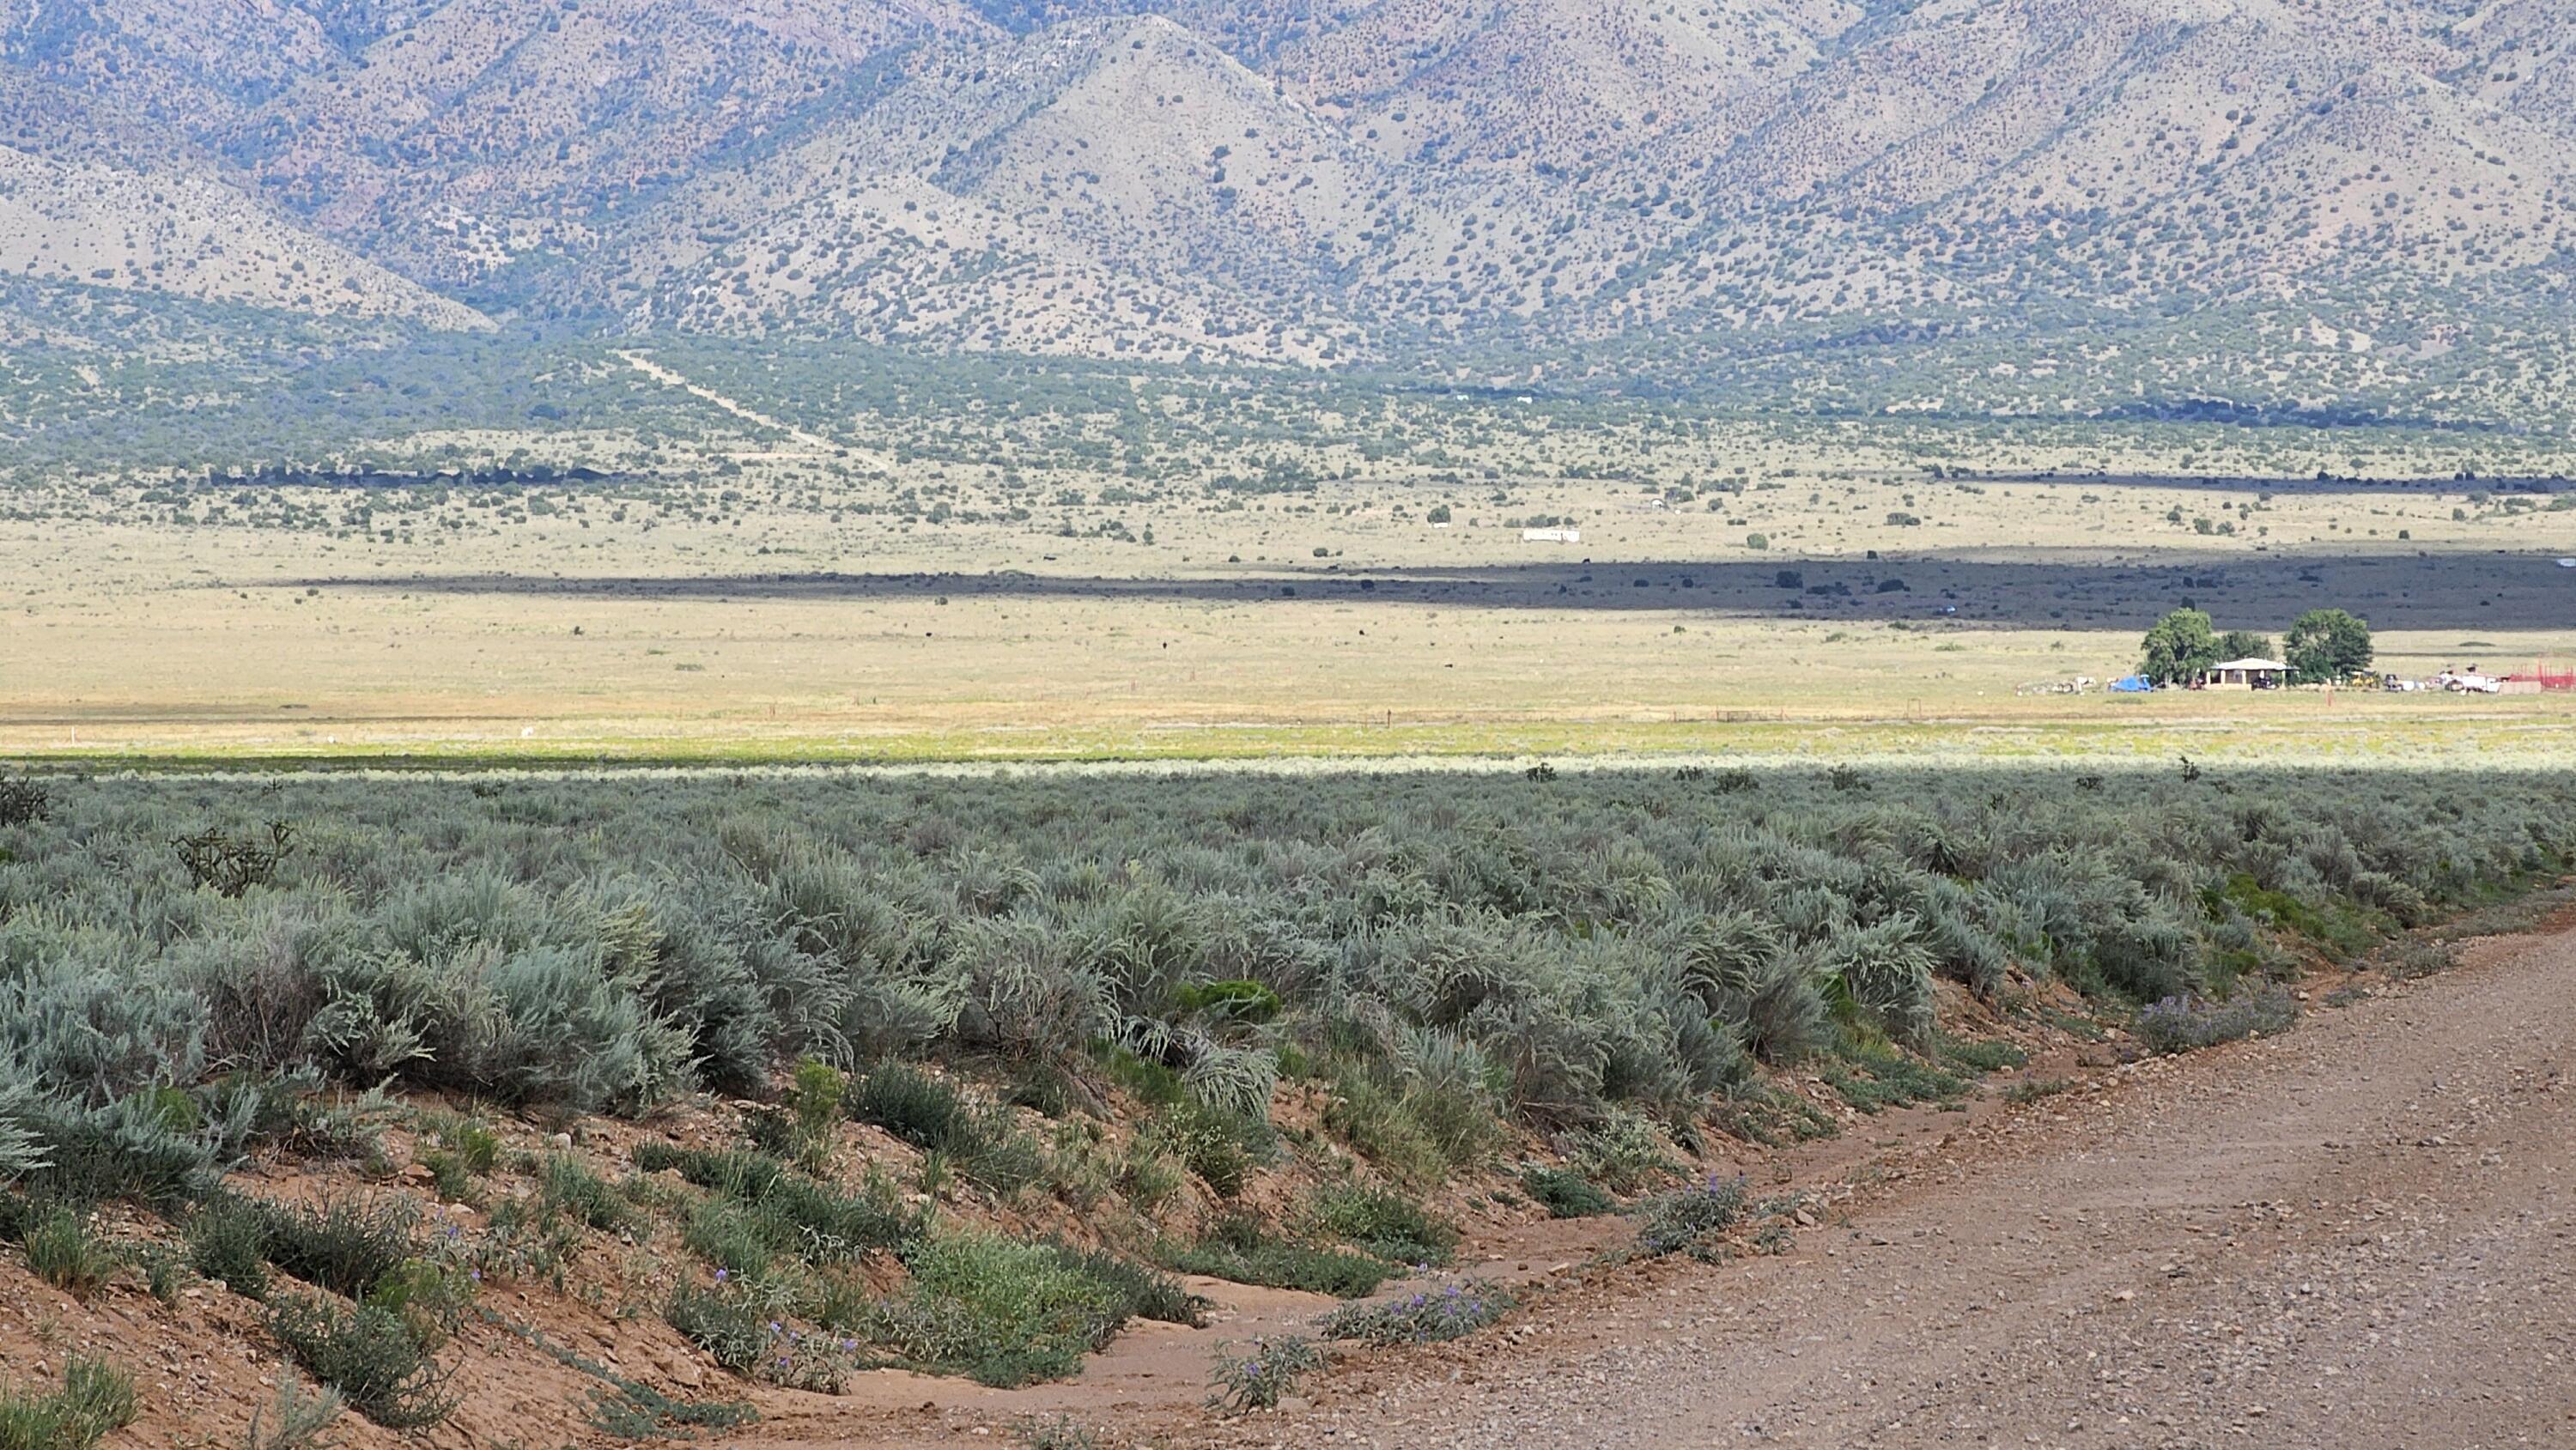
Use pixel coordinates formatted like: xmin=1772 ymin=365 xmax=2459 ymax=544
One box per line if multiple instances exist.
xmin=2108 ymin=676 xmax=2154 ymax=693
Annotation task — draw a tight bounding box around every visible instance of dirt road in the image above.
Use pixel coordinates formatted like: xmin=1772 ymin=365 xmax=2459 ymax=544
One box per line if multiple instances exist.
xmin=1161 ymin=924 xmax=2576 ymax=1448
xmin=614 ymin=350 xmax=897 ymax=469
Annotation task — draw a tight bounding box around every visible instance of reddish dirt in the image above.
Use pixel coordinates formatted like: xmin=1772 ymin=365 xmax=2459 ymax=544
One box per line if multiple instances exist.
xmin=1129 ymin=919 xmax=2576 ymax=1450
xmin=15 ymin=913 xmax=2572 ymax=1448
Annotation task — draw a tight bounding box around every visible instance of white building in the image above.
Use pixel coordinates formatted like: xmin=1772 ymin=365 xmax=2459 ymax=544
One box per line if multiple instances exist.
xmin=2202 ymin=657 xmax=2288 ymax=690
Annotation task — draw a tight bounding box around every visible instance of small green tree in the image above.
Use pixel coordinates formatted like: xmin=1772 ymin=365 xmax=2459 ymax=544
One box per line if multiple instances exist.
xmin=2139 ymin=608 xmax=2220 ymax=685
xmin=2283 ymin=609 xmax=2372 ymax=683
xmin=2215 ymin=629 xmax=2274 ymax=662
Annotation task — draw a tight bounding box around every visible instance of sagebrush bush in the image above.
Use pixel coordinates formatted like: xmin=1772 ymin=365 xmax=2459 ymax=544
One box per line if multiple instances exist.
xmin=255 ymin=1192 xmax=422 ymax=1300
xmin=1634 ymin=1174 xmax=1748 ymax=1257
xmin=264 ymin=1291 xmax=457 ymax=1430
xmin=9 ymin=1091 xmax=223 ymax=1207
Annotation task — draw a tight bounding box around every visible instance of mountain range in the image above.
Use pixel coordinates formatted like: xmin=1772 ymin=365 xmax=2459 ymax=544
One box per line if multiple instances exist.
xmin=5 ymin=0 xmax=2574 ymax=404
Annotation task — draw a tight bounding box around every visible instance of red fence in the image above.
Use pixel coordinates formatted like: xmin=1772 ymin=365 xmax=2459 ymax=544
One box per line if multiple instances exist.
xmin=2512 ymin=659 xmax=2576 ymax=691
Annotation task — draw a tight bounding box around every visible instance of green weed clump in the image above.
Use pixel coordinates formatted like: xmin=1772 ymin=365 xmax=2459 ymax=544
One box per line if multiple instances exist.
xmin=537 ymin=1154 xmax=636 ymax=1234
xmin=1162 ymin=1213 xmax=1394 ymax=1299
xmin=586 ymin=1377 xmax=757 ymax=1441
xmin=1302 ymin=1184 xmax=1456 ymax=1267
xmin=1818 ymin=1040 xmax=1966 ymax=1114
xmin=2380 ymin=938 xmax=2457 ymax=980
xmin=663 ymin=1280 xmax=860 ymax=1392
xmin=1207 ymin=1335 xmax=1323 ymax=1415
xmin=253 ymin=1193 xmax=422 ymax=1300
xmin=848 ymin=1065 xmax=1045 ymax=1194
xmin=1013 ymin=1414 xmax=1107 ymax=1450
xmin=848 ymin=1063 xmax=976 ymax=1150
xmin=21 ymin=1206 xmax=118 ymax=1295
xmin=244 ymin=1370 xmax=345 ymax=1450
xmin=0 ymin=1356 xmax=135 ymax=1450
xmin=1040 ymin=1241 xmax=1204 ymax=1327
xmin=1937 ymin=1034 xmax=2029 ymax=1074
xmin=747 ymin=1057 xmax=847 ymax=1173
xmin=1319 ymin=1053 xmax=1497 ymax=1186
xmin=0 ymin=779 xmax=48 ymax=828
xmin=859 ymin=1234 xmax=1136 ymax=1387
xmin=1519 ymin=1165 xmax=1616 ymax=1218
xmin=633 ymin=1143 xmax=921 ymax=1264
xmin=413 ymin=1112 xmax=501 ymax=1204
xmin=184 ymin=1193 xmax=274 ymax=1298
xmin=1565 ymin=1110 xmax=1674 ymax=1194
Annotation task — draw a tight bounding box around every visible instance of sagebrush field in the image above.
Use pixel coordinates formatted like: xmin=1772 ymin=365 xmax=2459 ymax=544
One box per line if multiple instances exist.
xmin=0 ymin=761 xmax=2570 ymax=1441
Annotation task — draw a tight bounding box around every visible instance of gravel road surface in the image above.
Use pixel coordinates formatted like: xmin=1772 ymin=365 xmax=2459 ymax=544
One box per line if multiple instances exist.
xmin=1194 ymin=925 xmax=2576 ymax=1448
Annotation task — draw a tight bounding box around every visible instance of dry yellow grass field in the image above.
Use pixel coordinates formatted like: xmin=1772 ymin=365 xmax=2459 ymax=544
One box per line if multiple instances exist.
xmin=9 ymin=405 xmax=2576 ymax=765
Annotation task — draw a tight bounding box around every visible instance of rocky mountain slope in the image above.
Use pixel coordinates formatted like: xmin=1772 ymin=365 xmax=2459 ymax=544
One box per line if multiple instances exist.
xmin=3 ymin=0 xmax=2573 ymax=399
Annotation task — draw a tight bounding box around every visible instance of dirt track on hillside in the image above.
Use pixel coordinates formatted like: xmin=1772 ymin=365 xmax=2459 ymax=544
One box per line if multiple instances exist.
xmin=1099 ymin=920 xmax=2573 ymax=1450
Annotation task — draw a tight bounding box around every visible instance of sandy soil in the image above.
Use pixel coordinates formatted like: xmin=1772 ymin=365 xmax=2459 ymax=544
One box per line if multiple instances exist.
xmin=1106 ymin=918 xmax=2576 ymax=1449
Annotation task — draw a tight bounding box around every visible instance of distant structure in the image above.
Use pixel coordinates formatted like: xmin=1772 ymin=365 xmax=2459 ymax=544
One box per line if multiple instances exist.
xmin=1522 ymin=527 xmax=1580 ymax=543
xmin=2201 ymin=657 xmax=2288 ymax=690
xmin=2509 ymin=659 xmax=2575 ymax=692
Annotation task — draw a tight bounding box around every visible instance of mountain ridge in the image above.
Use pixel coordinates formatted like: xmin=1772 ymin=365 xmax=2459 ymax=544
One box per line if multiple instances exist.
xmin=2 ymin=0 xmax=2572 ymax=409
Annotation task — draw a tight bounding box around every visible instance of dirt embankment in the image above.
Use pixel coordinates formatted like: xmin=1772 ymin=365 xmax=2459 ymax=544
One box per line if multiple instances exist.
xmin=13 ymin=917 xmax=2573 ymax=1449
xmin=1130 ymin=918 xmax=2576 ymax=1449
